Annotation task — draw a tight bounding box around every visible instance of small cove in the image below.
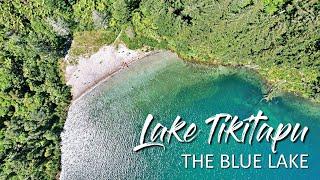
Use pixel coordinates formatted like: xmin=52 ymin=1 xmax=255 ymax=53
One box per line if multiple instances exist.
xmin=61 ymin=52 xmax=320 ymax=179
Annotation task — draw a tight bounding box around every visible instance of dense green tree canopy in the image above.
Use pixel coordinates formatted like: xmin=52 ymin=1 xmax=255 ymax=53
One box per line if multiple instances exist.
xmin=128 ymin=0 xmax=319 ymax=100
xmin=0 ymin=0 xmax=319 ymax=179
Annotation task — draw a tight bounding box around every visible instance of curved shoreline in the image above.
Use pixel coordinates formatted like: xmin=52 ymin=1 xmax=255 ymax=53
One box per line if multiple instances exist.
xmin=70 ymin=50 xmax=160 ymax=104
xmin=61 ymin=50 xmax=320 ymax=179
xmin=181 ymin=56 xmax=320 ymax=104
xmin=64 ymin=43 xmax=159 ymax=102
xmin=65 ymin=44 xmax=319 ymax=105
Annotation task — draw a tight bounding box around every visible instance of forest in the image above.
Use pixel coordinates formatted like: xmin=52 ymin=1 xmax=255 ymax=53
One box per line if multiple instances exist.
xmin=0 ymin=0 xmax=319 ymax=179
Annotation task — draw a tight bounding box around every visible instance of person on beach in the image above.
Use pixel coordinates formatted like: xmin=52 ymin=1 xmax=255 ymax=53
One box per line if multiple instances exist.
xmin=122 ymin=62 xmax=129 ymax=68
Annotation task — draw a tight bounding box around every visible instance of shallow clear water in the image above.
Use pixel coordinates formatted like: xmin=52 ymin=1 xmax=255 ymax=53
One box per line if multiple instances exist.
xmin=61 ymin=52 xmax=320 ymax=180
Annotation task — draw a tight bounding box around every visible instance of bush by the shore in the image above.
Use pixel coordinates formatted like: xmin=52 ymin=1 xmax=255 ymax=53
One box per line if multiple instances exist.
xmin=0 ymin=0 xmax=319 ymax=179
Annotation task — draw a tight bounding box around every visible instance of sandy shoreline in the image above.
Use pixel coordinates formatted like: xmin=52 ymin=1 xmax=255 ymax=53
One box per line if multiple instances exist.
xmin=60 ymin=51 xmax=182 ymax=179
xmin=64 ymin=44 xmax=157 ymax=102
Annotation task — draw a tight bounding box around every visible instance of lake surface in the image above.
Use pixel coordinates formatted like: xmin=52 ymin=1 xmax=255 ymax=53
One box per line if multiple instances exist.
xmin=61 ymin=52 xmax=320 ymax=180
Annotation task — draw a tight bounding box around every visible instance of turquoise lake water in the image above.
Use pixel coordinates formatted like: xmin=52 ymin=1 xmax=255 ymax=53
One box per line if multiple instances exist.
xmin=61 ymin=52 xmax=320 ymax=180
